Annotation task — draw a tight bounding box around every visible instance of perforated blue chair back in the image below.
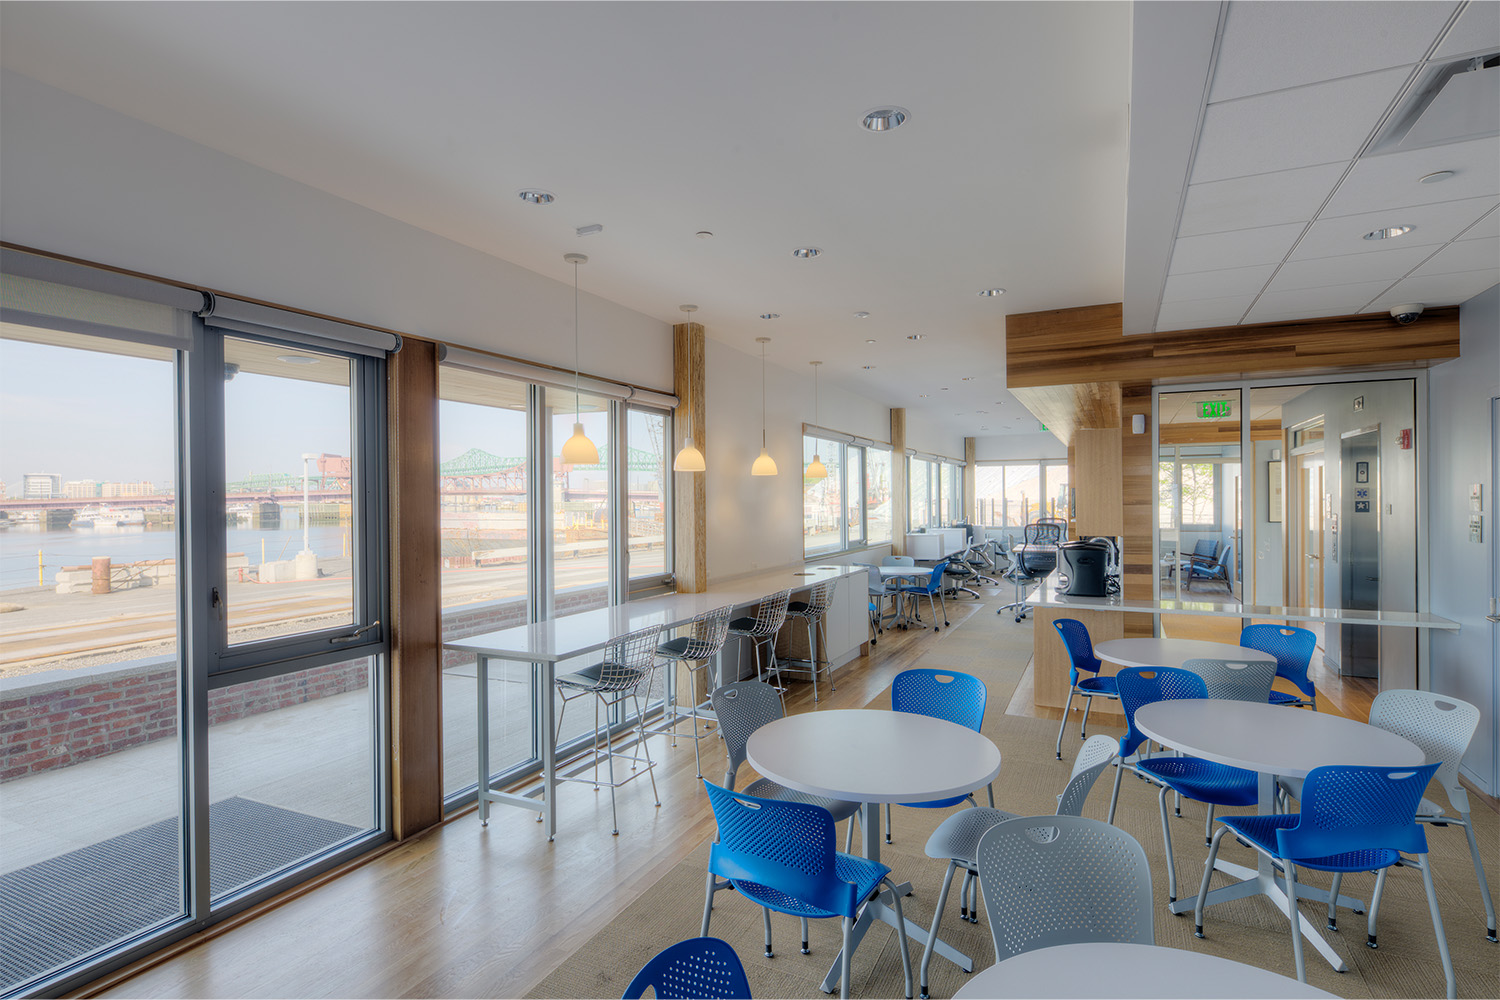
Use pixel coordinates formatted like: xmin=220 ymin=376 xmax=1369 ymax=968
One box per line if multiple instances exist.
xmin=1052 ymin=618 xmax=1102 ymax=684
xmin=1114 ymin=666 xmax=1207 ymax=758
xmin=891 ymin=668 xmax=987 ymax=732
xmin=1239 ymin=624 xmax=1317 ymax=700
xmin=907 ymin=560 xmax=949 ymax=594
xmin=623 ymin=936 xmax=752 ymax=999
xmin=702 ymin=781 xmax=861 ymax=918
xmin=1278 ymin=763 xmax=1439 ymax=866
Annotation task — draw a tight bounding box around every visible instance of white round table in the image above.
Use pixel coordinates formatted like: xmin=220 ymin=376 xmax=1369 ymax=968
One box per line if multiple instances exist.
xmin=952 ymin=942 xmax=1338 ymax=998
xmin=1094 ymin=636 xmax=1275 ymax=668
xmin=745 ymin=709 xmax=1001 ymax=993
xmin=1133 ymin=699 xmax=1424 ymax=972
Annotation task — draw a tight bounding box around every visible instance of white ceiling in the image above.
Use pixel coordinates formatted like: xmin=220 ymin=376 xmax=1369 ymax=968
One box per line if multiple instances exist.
xmin=1 ymin=2 xmax=1494 ymax=440
xmin=1134 ymin=0 xmax=1500 ymax=334
xmin=0 ymin=1 xmax=1134 ymax=438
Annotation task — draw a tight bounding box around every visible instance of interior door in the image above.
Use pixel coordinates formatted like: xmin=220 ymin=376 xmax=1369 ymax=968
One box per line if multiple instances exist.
xmin=1340 ymin=427 xmax=1380 ymax=677
xmin=1293 ymin=452 xmax=1324 ymax=608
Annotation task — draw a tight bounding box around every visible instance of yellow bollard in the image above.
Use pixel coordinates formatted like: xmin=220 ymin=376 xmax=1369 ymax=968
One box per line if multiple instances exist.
xmin=37 ymin=549 xmax=43 ymax=587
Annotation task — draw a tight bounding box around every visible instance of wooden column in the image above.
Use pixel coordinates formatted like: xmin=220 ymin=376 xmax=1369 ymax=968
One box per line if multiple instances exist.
xmin=963 ymin=437 xmax=976 ymax=523
xmin=890 ymin=408 xmax=907 ymax=555
xmin=388 ymin=339 xmax=442 ymax=840
xmin=673 ymin=321 xmax=707 ymax=593
xmin=1119 ymin=381 xmax=1156 ymax=640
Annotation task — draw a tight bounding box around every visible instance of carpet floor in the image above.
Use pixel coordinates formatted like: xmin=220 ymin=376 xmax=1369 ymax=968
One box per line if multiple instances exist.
xmin=527 ymin=598 xmax=1500 ymax=999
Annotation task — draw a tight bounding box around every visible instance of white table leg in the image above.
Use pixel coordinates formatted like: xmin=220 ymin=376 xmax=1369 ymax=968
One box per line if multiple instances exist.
xmin=477 ymin=655 xmax=490 ymax=826
xmin=819 ymin=802 xmax=972 ymax=993
xmin=540 ymin=660 xmax=557 ymax=841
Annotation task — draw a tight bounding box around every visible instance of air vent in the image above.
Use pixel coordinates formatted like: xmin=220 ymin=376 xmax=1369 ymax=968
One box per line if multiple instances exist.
xmin=1368 ymin=54 xmax=1500 ymax=155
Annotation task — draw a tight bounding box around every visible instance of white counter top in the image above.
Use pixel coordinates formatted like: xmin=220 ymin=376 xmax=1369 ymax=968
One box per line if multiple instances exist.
xmin=1027 ymin=571 xmax=1459 ymax=630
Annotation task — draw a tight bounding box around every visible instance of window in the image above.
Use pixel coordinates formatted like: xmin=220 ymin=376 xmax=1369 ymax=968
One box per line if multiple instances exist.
xmin=547 ymin=388 xmax=612 ymax=618
xmin=799 ymin=436 xmax=889 ymax=556
xmin=909 ymin=457 xmax=933 ymax=529
xmin=976 ymin=461 xmax=1068 ymax=528
xmin=625 ymin=406 xmax=670 ymax=590
xmin=865 ymin=447 xmax=892 ymax=544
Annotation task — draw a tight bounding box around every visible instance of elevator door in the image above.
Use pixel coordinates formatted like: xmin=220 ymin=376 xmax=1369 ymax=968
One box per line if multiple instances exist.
xmin=1341 ymin=428 xmax=1380 ymax=677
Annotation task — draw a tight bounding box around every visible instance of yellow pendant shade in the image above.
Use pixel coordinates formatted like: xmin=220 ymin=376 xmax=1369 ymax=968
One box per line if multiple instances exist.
xmin=673 ymin=436 xmax=706 ymax=472
xmin=561 ymin=422 xmax=599 ymax=465
xmin=751 ymin=447 xmax=778 ymax=477
xmin=805 ymin=453 xmax=827 ymax=480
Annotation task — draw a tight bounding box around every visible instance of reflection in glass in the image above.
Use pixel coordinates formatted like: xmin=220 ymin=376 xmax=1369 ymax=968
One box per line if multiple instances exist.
xmin=548 ymin=389 xmax=611 ymax=618
xmin=803 ymin=437 xmax=842 ymax=553
xmin=866 ymin=449 xmax=892 ymax=543
xmin=222 ymin=337 xmax=354 ymax=645
xmin=626 ymin=409 xmax=668 ymax=581
xmin=845 ymin=447 xmax=865 ymax=547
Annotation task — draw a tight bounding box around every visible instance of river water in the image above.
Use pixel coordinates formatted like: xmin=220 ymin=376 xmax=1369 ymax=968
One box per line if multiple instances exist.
xmin=0 ymin=521 xmax=352 ymax=592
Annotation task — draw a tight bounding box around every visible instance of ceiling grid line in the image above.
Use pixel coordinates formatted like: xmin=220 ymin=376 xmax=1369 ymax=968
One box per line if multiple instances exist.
xmin=1353 ymin=201 xmax=1500 ymax=313
xmin=1230 ymin=2 xmax=1472 ymax=327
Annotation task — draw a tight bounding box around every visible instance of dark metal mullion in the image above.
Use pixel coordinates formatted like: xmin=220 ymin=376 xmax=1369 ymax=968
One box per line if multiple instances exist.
xmin=356 ymin=355 xmax=392 ymax=833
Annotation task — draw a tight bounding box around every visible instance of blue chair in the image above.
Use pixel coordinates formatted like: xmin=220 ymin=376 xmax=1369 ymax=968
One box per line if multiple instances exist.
xmin=883 ymin=668 xmax=991 ymax=845
xmin=1185 ymin=541 xmax=1234 ymax=593
xmin=1051 ymin=618 xmax=1120 ymax=760
xmin=896 ymin=560 xmax=950 ymax=632
xmin=1110 ymin=666 xmax=1259 ymax=907
xmin=700 ymin=781 xmax=914 ymax=1000
xmin=623 ymin=937 xmax=751 ymax=999
xmin=1194 ymin=763 xmax=1455 ymax=998
xmin=1239 ymin=624 xmax=1318 ymax=708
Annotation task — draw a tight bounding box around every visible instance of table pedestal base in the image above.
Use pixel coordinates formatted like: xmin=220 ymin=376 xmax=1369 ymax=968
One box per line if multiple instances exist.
xmin=1171 ymin=773 xmax=1364 ymax=972
xmin=818 ymin=803 xmax=972 ymax=995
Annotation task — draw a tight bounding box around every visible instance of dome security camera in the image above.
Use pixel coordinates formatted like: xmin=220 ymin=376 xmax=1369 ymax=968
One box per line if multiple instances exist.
xmin=1390 ymin=303 xmax=1424 ymax=325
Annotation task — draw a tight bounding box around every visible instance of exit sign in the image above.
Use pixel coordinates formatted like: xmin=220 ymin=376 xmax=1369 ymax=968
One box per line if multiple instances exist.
xmin=1198 ymin=400 xmax=1233 ymax=419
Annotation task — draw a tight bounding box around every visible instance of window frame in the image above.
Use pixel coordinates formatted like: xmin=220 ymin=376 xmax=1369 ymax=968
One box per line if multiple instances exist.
xmin=799 ymin=434 xmax=892 ymax=558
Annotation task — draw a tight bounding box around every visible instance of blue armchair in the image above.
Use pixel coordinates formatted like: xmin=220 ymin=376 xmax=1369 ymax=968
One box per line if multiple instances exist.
xmin=1185 ymin=541 xmax=1234 ymax=593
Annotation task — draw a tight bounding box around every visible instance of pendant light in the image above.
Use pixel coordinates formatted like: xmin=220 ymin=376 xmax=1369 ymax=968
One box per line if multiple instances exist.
xmin=805 ymin=361 xmax=827 ymax=480
xmin=559 ymin=253 xmax=599 ymax=465
xmin=672 ymin=304 xmax=706 ymax=472
xmin=751 ymin=337 xmax=778 ymax=476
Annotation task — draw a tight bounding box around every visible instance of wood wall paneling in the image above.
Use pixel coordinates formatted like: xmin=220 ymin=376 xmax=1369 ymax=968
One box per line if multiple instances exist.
xmin=963 ymin=437 xmax=976 ymax=523
xmin=1033 ymin=606 xmax=1125 ymax=719
xmin=672 ymin=322 xmax=707 ymax=594
xmin=1008 ymin=382 xmax=1119 ymax=447
xmin=1159 ymin=418 xmax=1280 ymax=445
xmin=1072 ymin=427 xmax=1123 ymax=537
xmin=890 ymin=408 xmax=907 ymax=556
xmin=1006 ymin=303 xmax=1459 ymax=389
xmin=1119 ymin=382 xmax=1155 ymax=628
xmin=388 ymin=339 xmax=443 ymax=840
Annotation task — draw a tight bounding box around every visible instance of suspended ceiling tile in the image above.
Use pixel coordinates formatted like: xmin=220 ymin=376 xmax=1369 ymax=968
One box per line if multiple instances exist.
xmin=1155 ymin=295 xmax=1256 ymax=331
xmin=1162 ymin=264 xmax=1277 ymax=302
xmin=1272 ymin=244 xmax=1441 ymax=291
xmin=1209 ymin=1 xmax=1458 ymax=103
xmin=1325 ymin=136 xmax=1500 ymax=217
xmin=1433 ymin=0 xmax=1500 ymax=59
xmin=1412 ymin=235 xmax=1500 ymax=275
xmin=1243 ymin=302 xmax=1368 ymax=325
xmin=1178 ymin=162 xmax=1348 ymax=237
xmin=1290 ymin=195 xmax=1500 ymax=259
xmin=1459 ymin=208 xmax=1500 ymax=240
xmin=1190 ymin=66 xmax=1412 ymax=184
xmin=1250 ymin=279 xmax=1397 ymax=317
xmin=1169 ymin=222 xmax=1306 ymax=275
xmin=1368 ymin=268 xmax=1500 ymax=309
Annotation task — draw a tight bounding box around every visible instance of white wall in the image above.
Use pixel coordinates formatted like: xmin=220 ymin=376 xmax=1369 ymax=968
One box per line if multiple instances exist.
xmin=973 ymin=432 xmax=1068 ymax=462
xmin=1428 ymin=283 xmax=1499 ymax=795
xmin=0 ymin=71 xmax=672 ymax=389
xmin=704 ymin=338 xmax=902 ymax=581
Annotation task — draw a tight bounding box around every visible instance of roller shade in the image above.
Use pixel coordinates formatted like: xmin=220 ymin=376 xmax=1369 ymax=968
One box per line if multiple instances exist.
xmin=1 ymin=248 xmax=201 ymax=352
xmin=441 ymin=344 xmax=678 ymax=408
xmin=906 ymin=449 xmax=965 ymax=467
xmin=199 ymin=293 xmax=400 ymax=357
xmin=802 ymin=423 xmax=889 ymax=449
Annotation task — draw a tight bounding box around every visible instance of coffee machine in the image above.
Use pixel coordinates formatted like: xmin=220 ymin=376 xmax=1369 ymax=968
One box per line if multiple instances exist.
xmin=1058 ymin=538 xmax=1115 ymax=597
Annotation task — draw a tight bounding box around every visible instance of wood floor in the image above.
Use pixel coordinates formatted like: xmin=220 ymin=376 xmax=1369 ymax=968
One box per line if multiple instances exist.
xmin=79 ymin=588 xmax=1493 ymax=998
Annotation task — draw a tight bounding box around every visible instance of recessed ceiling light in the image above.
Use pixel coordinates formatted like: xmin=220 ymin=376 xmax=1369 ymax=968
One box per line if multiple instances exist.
xmin=907 ymin=334 xmax=926 ymax=340
xmin=861 ymin=365 xmax=876 ymax=370
xmin=977 ymin=410 xmax=987 ymax=414
xmin=759 ymin=313 xmax=780 ymax=320
xmin=861 ymin=107 xmax=909 ymax=132
xmin=940 ymin=387 xmax=949 ymax=391
xmin=961 ymin=377 xmax=974 ymax=381
xmin=277 ymin=355 xmax=318 ymax=365
xmin=865 ymin=338 xmax=877 ymax=344
xmin=695 ymin=230 xmax=714 ymax=239
xmin=981 ymin=426 xmax=989 ymax=430
xmin=854 ymin=311 xmax=870 ymax=319
xmin=1363 ymin=225 xmax=1413 ymax=240
xmin=978 ymin=288 xmax=1005 ymax=297
xmin=792 ymin=247 xmax=822 ymax=259
xmin=919 ymin=393 xmax=930 ymax=398
xmin=517 ymin=189 xmax=554 ymax=205
xmin=1418 ymin=171 xmax=1455 ymax=184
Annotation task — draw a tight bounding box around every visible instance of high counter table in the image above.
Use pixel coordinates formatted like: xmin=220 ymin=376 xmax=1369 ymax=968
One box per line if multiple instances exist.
xmin=444 ymin=564 xmax=864 ymax=839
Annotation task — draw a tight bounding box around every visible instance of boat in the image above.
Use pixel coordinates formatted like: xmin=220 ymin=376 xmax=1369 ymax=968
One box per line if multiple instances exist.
xmin=69 ymin=505 xmax=146 ymax=528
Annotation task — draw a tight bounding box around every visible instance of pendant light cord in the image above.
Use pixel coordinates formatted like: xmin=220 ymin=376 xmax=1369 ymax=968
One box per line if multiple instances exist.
xmin=761 ymin=341 xmax=767 ymax=448
xmin=573 ymin=260 xmax=581 ymax=421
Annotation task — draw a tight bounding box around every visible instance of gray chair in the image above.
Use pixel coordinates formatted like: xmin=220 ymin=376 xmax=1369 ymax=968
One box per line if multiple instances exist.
xmin=727 ymin=589 xmax=792 ymax=703
xmin=1179 ymin=656 xmax=1276 ymax=704
xmin=1279 ymin=689 xmax=1495 ymax=943
xmin=858 ymin=563 xmax=896 ymax=643
xmin=916 ymin=734 xmax=1117 ymax=998
xmin=655 ymin=605 xmax=734 ymax=778
xmin=785 ymin=578 xmax=839 ymax=702
xmin=552 ymin=623 xmax=664 ymax=836
xmin=881 ymin=554 xmax=916 ymax=566
xmin=976 ymin=814 xmax=1154 ymax=963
